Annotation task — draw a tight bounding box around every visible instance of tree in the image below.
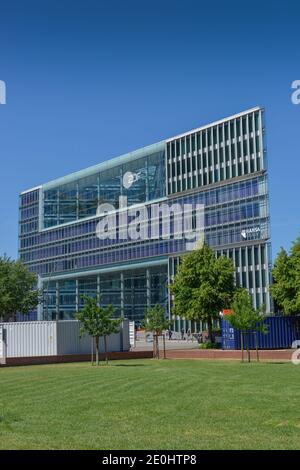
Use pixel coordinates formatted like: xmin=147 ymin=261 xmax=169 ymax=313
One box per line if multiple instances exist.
xmin=227 ymin=288 xmax=267 ymax=362
xmin=272 ymin=238 xmax=300 ymax=315
xmin=142 ymin=304 xmax=170 ymax=359
xmin=76 ymin=296 xmax=123 ymax=365
xmin=169 ymin=243 xmax=236 ymax=343
xmin=0 ymin=255 xmax=40 ymax=321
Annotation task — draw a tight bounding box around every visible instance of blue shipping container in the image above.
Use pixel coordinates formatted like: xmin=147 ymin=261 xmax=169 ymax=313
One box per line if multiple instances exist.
xmin=222 ymin=316 xmax=300 ymax=350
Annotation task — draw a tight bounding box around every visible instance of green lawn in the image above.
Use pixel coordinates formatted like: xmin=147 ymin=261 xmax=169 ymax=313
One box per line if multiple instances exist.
xmin=0 ymin=359 xmax=300 ymax=449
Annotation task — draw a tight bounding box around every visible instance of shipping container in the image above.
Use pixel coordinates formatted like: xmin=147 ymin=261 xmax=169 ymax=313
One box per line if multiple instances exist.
xmin=222 ymin=316 xmax=300 ymax=350
xmin=0 ymin=320 xmax=130 ymax=359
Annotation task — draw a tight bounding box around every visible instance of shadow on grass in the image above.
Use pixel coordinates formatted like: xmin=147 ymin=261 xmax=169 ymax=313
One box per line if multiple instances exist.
xmin=263 ymin=361 xmax=290 ymax=365
xmin=113 ymin=363 xmax=150 ymax=367
xmin=236 ymin=361 xmax=289 ymax=365
xmin=0 ymin=411 xmax=21 ymax=424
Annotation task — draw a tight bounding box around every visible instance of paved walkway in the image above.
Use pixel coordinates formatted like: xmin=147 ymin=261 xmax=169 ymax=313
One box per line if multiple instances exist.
xmin=134 ymin=339 xmax=199 ymax=351
xmin=132 ymin=333 xmax=296 ymax=361
xmin=133 ymin=330 xmax=203 ymax=351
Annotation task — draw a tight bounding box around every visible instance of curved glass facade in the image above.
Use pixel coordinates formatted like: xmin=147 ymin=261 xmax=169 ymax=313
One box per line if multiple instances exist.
xmin=43 ymin=150 xmax=165 ymax=228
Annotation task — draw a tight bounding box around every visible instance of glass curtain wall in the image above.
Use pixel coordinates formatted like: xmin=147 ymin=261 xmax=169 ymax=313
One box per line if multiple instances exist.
xmin=43 ymin=150 xmax=165 ymax=228
xmin=42 ymin=265 xmax=168 ymax=321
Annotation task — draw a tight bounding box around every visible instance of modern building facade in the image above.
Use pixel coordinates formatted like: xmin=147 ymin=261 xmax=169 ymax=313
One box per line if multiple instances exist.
xmin=19 ymin=107 xmax=272 ymax=330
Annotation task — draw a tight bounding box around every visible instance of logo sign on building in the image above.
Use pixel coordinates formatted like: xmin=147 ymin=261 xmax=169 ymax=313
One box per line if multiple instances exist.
xmin=122 ymin=171 xmax=142 ymax=189
xmin=241 ymin=226 xmax=260 ymax=240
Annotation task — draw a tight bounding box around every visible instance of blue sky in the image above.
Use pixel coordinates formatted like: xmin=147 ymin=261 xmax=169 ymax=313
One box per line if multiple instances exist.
xmin=0 ymin=0 xmax=299 ymax=259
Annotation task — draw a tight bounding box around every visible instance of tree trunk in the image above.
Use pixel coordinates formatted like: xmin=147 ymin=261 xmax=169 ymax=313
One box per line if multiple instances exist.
xmin=241 ymin=331 xmax=244 ymax=363
xmin=153 ymin=333 xmax=159 ymax=359
xmin=152 ymin=334 xmax=155 ymax=358
xmin=104 ymin=336 xmax=108 ymax=365
xmin=207 ymin=317 xmax=213 ymax=343
xmin=95 ymin=336 xmax=99 ymax=366
xmin=255 ymin=332 xmax=259 ymax=362
xmin=246 ymin=333 xmax=251 ymax=363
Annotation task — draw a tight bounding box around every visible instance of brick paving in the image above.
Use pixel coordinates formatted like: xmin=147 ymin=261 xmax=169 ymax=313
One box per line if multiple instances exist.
xmin=165 ymin=348 xmax=295 ymax=361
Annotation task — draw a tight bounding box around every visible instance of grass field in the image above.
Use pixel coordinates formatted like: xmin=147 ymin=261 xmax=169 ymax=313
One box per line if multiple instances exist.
xmin=1 ymin=359 xmax=300 ymax=450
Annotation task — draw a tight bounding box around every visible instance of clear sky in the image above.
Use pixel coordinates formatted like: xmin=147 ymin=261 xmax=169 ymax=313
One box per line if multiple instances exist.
xmin=0 ymin=0 xmax=299 ymax=260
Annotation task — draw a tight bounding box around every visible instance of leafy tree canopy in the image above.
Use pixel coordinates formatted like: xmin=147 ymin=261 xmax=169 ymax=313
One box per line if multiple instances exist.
xmin=0 ymin=255 xmax=40 ymax=321
xmin=272 ymin=237 xmax=300 ymax=315
xmin=227 ymin=288 xmax=267 ymax=333
xmin=76 ymin=296 xmax=122 ymax=338
xmin=142 ymin=304 xmax=170 ymax=335
xmin=76 ymin=296 xmax=122 ymax=365
xmin=169 ymin=243 xmax=236 ymax=340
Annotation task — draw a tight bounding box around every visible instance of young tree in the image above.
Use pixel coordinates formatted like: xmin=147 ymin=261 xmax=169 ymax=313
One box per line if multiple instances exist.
xmin=272 ymin=238 xmax=300 ymax=315
xmin=0 ymin=256 xmax=40 ymax=321
xmin=170 ymin=243 xmax=236 ymax=343
xmin=142 ymin=304 xmax=170 ymax=359
xmin=227 ymin=288 xmax=267 ymax=362
xmin=76 ymin=296 xmax=122 ymax=365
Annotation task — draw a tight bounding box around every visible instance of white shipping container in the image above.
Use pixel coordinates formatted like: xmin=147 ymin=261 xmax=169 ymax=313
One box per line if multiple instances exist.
xmin=2 ymin=321 xmax=57 ymax=357
xmin=0 ymin=320 xmax=130 ymax=358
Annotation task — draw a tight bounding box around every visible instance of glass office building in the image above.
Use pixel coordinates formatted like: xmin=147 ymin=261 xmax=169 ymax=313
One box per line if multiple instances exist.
xmin=19 ymin=107 xmax=272 ymax=329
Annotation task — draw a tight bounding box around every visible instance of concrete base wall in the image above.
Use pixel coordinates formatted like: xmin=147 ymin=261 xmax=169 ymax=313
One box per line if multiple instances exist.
xmin=1 ymin=350 xmax=153 ymax=367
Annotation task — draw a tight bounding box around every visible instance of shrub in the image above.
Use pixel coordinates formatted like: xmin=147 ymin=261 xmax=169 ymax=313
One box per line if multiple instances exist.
xmin=199 ymin=342 xmax=221 ymax=349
